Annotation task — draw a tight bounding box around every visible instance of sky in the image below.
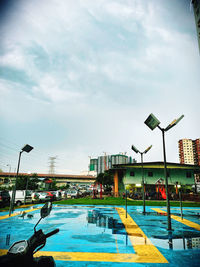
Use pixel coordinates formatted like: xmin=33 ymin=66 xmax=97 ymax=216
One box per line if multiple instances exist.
xmin=0 ymin=0 xmax=199 ymax=175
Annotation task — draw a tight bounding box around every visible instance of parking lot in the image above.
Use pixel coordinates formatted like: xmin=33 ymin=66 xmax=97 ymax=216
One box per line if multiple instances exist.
xmin=0 ymin=205 xmax=200 ymax=266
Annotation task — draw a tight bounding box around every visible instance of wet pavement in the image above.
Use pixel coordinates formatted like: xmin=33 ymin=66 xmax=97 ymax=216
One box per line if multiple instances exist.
xmin=0 ymin=205 xmax=200 ymax=266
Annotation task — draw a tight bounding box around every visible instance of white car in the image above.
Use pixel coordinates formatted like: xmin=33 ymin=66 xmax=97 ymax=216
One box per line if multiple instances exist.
xmin=66 ymin=190 xmax=78 ymax=199
xmin=37 ymin=192 xmax=51 ymax=202
xmin=9 ymin=190 xmax=32 ymax=206
xmin=52 ymin=191 xmax=62 ymax=200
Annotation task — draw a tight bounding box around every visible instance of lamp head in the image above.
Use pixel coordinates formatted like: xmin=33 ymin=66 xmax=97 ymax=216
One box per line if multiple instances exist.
xmin=144 ymin=113 xmax=160 ymax=130
xmin=165 ymin=115 xmax=184 ymax=131
xmin=22 ymin=144 xmax=34 ymax=153
xmin=131 ymin=145 xmax=139 ymax=153
xmin=144 ymin=145 xmax=152 ymax=154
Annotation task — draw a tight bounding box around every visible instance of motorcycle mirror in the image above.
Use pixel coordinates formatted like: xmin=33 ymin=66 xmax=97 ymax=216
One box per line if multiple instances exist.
xmin=34 ymin=202 xmax=53 ymax=233
xmin=40 ymin=202 xmax=52 ymax=219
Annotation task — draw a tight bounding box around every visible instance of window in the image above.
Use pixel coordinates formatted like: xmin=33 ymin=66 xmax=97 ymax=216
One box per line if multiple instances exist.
xmin=186 ymin=172 xmax=192 ymax=178
xmin=130 ymin=171 xmax=135 ymax=176
xmin=148 ymin=171 xmax=153 ymax=177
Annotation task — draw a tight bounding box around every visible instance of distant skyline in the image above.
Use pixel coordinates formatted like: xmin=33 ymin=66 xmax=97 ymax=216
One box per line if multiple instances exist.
xmin=0 ymin=0 xmax=199 ymax=174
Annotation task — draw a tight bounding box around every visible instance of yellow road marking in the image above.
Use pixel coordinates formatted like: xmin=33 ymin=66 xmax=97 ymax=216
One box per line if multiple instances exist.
xmin=115 ymin=207 xmax=168 ymax=263
xmin=115 ymin=236 xmax=119 ymax=253
xmin=0 ymin=249 xmax=168 ymax=263
xmin=152 ymin=208 xmax=200 ymax=231
xmin=0 ymin=207 xmax=40 ymax=220
xmin=163 ymin=208 xmax=200 ymax=211
xmin=0 ymin=207 xmax=168 ymax=263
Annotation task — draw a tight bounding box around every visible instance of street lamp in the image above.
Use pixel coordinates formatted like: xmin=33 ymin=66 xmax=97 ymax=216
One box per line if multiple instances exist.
xmin=131 ymin=144 xmax=152 ymax=214
xmin=9 ymin=144 xmax=34 ymax=216
xmin=144 ymin=113 xmax=184 ymax=231
xmin=7 ymin=164 xmax=11 ymax=184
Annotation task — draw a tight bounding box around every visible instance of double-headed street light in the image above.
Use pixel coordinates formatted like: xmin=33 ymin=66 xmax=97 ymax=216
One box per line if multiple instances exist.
xmin=131 ymin=144 xmax=152 ymax=215
xmin=144 ymin=113 xmax=184 ymax=231
xmin=9 ymin=144 xmax=34 ymax=216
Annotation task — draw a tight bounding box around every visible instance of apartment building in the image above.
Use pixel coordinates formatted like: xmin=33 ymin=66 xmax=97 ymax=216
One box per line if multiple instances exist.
xmin=89 ymin=154 xmax=135 ymax=175
xmin=192 ymin=0 xmax=200 ymax=52
xmin=178 ymin=139 xmax=200 ymax=166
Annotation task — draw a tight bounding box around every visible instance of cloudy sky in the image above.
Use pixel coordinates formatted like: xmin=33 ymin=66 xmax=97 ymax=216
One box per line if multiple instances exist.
xmin=0 ymin=0 xmax=199 ymax=174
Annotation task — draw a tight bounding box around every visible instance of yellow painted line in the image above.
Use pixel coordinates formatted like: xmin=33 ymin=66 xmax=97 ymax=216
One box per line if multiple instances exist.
xmin=116 ymin=207 xmax=168 ymax=263
xmin=152 ymin=208 xmax=200 ymax=231
xmin=115 ymin=236 xmax=119 ymax=253
xmin=0 ymin=208 xmax=168 ymax=263
xmin=0 ymin=249 xmax=167 ymax=263
xmin=162 ymin=208 xmax=200 ymax=211
xmin=0 ymin=207 xmax=41 ymax=220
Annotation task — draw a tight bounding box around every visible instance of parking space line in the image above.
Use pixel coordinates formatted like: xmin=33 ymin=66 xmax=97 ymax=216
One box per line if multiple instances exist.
xmin=0 ymin=207 xmax=168 ymax=263
xmin=151 ymin=208 xmax=200 ymax=231
xmin=0 ymin=207 xmax=40 ymax=220
xmin=116 ymin=207 xmax=168 ymax=263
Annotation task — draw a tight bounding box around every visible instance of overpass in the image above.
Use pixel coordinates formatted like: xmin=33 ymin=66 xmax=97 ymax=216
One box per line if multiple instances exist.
xmin=0 ymin=172 xmax=96 ymax=186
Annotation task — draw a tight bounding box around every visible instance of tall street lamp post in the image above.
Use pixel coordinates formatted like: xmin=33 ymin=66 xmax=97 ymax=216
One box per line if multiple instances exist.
xmin=131 ymin=145 xmax=152 ymax=215
xmin=9 ymin=144 xmax=34 ymax=216
xmin=144 ymin=113 xmax=184 ymax=231
xmin=7 ymin=164 xmax=11 ymax=184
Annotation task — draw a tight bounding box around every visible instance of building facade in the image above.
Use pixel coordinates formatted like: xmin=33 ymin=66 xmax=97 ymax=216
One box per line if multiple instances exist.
xmin=89 ymin=154 xmax=135 ymax=175
xmin=178 ymin=139 xmax=200 ymax=165
xmin=112 ymin=162 xmax=200 ymax=196
xmin=192 ymin=0 xmax=200 ymax=52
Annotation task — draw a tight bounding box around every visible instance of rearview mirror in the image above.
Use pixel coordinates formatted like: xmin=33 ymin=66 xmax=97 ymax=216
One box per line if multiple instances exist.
xmin=40 ymin=202 xmax=52 ymax=219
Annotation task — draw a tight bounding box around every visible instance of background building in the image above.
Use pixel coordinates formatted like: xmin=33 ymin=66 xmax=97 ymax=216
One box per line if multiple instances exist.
xmin=178 ymin=139 xmax=200 ymax=165
xmin=89 ymin=153 xmax=135 ymax=175
xmin=111 ymin=162 xmax=200 ymax=196
xmin=192 ymin=0 xmax=200 ymax=52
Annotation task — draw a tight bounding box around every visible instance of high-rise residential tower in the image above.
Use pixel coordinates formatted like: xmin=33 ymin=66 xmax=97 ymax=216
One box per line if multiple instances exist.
xmin=178 ymin=138 xmax=200 ymax=165
xmin=192 ymin=0 xmax=200 ymax=52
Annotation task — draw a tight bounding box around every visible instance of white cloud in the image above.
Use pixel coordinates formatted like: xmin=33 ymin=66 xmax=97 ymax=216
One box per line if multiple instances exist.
xmin=0 ymin=0 xmax=199 ymax=174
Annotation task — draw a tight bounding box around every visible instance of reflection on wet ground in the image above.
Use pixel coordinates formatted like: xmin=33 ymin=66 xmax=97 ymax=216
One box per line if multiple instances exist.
xmin=0 ymin=205 xmax=200 ymax=266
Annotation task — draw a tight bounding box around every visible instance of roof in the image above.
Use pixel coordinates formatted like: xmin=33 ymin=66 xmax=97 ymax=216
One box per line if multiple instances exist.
xmin=112 ymin=161 xmax=200 ymax=170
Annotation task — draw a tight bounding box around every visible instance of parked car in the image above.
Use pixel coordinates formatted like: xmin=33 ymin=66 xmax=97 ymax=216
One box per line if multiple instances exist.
xmin=31 ymin=192 xmax=40 ymax=203
xmin=46 ymin=191 xmax=56 ymax=201
xmin=66 ymin=190 xmax=78 ymax=199
xmin=0 ymin=191 xmax=10 ymax=207
xmin=9 ymin=190 xmax=32 ymax=206
xmin=52 ymin=191 xmax=62 ymax=200
xmin=61 ymin=190 xmax=68 ymax=199
xmin=37 ymin=192 xmax=51 ymax=203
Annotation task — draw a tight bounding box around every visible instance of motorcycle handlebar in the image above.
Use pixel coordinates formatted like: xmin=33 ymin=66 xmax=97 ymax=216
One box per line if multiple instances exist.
xmin=45 ymin=229 xmax=59 ymax=239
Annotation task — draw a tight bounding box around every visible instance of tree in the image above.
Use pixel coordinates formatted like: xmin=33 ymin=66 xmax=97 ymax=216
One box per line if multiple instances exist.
xmin=16 ymin=173 xmax=39 ymax=190
xmin=96 ymin=171 xmax=114 ymax=194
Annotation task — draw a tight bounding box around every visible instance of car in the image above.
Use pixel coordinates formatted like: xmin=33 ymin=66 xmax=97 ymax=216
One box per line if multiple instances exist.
xmin=31 ymin=192 xmax=40 ymax=203
xmin=52 ymin=191 xmax=62 ymax=200
xmin=9 ymin=190 xmax=32 ymax=206
xmin=66 ymin=190 xmax=78 ymax=199
xmin=0 ymin=191 xmax=10 ymax=207
xmin=61 ymin=190 xmax=68 ymax=199
xmin=37 ymin=192 xmax=51 ymax=202
xmin=46 ymin=191 xmax=56 ymax=201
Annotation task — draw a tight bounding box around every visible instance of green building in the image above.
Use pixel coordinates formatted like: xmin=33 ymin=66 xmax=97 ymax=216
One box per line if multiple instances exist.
xmin=112 ymin=162 xmax=200 ymax=196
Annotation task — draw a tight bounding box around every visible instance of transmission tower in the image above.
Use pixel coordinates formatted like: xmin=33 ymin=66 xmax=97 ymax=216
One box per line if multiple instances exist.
xmin=48 ymin=156 xmax=57 ymax=174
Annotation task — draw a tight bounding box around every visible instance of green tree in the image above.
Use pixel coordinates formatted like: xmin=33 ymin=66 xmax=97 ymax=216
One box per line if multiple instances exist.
xmin=16 ymin=173 xmax=39 ymax=190
xmin=96 ymin=171 xmax=114 ymax=194
xmin=50 ymin=180 xmax=58 ymax=190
